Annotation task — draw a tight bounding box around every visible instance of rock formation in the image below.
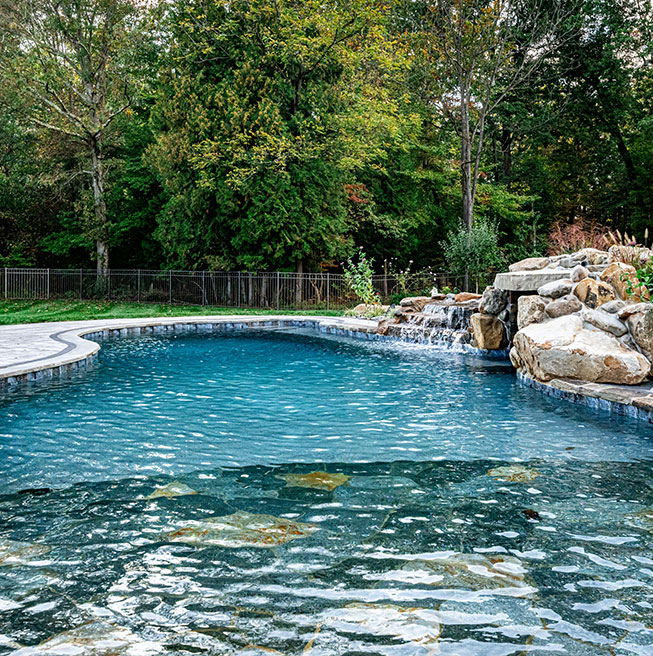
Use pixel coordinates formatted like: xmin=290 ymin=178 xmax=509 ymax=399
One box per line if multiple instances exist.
xmin=506 ymin=247 xmax=652 ymax=385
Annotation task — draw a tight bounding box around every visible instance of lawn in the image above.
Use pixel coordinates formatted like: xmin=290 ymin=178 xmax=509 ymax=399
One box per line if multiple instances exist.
xmin=0 ymin=300 xmax=343 ymax=325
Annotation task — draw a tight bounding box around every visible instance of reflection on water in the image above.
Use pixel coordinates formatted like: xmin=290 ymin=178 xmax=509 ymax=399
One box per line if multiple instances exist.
xmin=0 ymin=460 xmax=651 ymax=654
xmin=0 ymin=330 xmax=651 ymax=653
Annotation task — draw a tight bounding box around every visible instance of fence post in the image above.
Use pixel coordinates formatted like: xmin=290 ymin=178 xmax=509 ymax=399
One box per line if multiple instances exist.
xmin=79 ymin=268 xmax=82 ymax=300
xmin=107 ymin=270 xmax=111 ymax=300
xmin=4 ymin=267 xmax=7 ymax=300
xmin=47 ymin=268 xmax=50 ymax=300
xmin=202 ymin=270 xmax=206 ymax=306
xmin=276 ymin=272 xmax=280 ymax=311
xmin=237 ymin=272 xmax=241 ymax=308
xmin=169 ymin=269 xmax=172 ymax=304
xmin=326 ymin=273 xmax=330 ymax=311
xmin=137 ymin=269 xmax=141 ymax=303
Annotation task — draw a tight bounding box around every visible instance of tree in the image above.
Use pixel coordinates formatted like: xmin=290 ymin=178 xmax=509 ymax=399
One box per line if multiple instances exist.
xmin=148 ymin=0 xmax=412 ymax=271
xmin=0 ymin=0 xmax=144 ymax=274
xmin=426 ymin=0 xmax=573 ymax=240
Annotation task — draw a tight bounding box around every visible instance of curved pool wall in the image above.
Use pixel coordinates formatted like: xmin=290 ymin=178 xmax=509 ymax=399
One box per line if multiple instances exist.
xmin=0 ymin=314 xmax=651 ymax=421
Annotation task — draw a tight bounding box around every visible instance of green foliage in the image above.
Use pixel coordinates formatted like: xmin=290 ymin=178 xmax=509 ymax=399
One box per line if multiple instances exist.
xmin=625 ymin=260 xmax=653 ymax=302
xmin=342 ymin=248 xmax=380 ymax=305
xmin=441 ymin=219 xmax=504 ymax=278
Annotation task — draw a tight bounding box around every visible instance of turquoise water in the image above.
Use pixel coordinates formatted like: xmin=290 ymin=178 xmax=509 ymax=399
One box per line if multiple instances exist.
xmin=0 ymin=328 xmax=652 ymax=654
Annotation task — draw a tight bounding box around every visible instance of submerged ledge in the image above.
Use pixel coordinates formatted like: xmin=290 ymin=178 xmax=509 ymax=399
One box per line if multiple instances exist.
xmin=517 ymin=371 xmax=653 ymax=423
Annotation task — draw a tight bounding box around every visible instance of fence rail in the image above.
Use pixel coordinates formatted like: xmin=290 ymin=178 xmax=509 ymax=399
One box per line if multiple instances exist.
xmin=1 ymin=268 xmax=472 ymax=310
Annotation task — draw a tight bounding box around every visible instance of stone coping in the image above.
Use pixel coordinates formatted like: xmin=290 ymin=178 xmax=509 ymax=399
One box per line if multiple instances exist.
xmin=494 ymin=269 xmax=572 ymax=292
xmin=518 ymin=372 xmax=653 ymax=422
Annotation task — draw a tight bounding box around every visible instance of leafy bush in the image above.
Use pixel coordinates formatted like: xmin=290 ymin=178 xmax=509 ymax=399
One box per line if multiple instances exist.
xmin=441 ymin=219 xmax=504 ymax=279
xmin=625 ymin=259 xmax=653 ymax=301
xmin=342 ymin=248 xmax=380 ymax=305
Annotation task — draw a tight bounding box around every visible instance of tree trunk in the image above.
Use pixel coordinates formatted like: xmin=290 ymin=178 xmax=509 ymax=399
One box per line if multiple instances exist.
xmin=295 ymin=257 xmax=303 ymax=306
xmin=460 ymin=102 xmax=473 ymax=292
xmin=500 ymin=126 xmax=512 ymax=180
xmin=90 ymin=138 xmax=109 ymax=275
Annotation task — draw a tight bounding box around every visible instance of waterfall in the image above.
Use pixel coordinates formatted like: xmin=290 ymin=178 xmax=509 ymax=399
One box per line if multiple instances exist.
xmin=387 ymin=302 xmax=477 ymax=349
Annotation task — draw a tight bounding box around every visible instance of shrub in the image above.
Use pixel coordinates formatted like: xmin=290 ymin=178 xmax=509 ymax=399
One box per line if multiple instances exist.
xmin=441 ymin=219 xmax=504 ymax=279
xmin=342 ymin=248 xmax=380 ymax=306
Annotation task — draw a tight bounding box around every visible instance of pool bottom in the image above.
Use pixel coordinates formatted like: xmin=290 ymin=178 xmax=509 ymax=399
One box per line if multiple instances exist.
xmin=0 ymin=458 xmax=651 ymax=655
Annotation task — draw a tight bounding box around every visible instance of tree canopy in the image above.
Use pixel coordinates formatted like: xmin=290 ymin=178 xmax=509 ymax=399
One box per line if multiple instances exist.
xmin=0 ymin=0 xmax=650 ymax=272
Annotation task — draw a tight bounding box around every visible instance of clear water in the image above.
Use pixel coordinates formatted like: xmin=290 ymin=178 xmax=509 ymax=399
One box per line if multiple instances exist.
xmin=0 ymin=329 xmax=652 ymax=654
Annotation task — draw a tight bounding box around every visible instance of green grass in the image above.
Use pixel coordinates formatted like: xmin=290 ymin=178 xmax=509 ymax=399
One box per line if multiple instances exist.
xmin=0 ymin=300 xmax=344 ymax=325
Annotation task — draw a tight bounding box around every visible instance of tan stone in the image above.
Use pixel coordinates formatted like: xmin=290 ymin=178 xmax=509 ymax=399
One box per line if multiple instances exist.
xmin=517 ymin=295 xmax=547 ymax=330
xmin=509 ymin=257 xmax=550 ymax=272
xmin=0 ymin=538 xmax=51 ymax=565
xmin=279 ymin=471 xmax=350 ymax=491
xmin=399 ymin=296 xmax=431 ymax=311
xmin=488 ymin=465 xmax=540 ymax=482
xmin=603 ymin=262 xmax=650 ymax=302
xmin=165 ymin=510 xmax=319 ymax=548
xmin=377 ymin=318 xmax=390 ymax=336
xmin=573 ymin=278 xmax=616 ymax=308
xmin=147 ymin=481 xmax=197 ymax=499
xmin=454 ymin=292 xmax=482 ymax=302
xmin=470 ymin=313 xmax=507 ymax=350
xmin=511 ymin=315 xmax=650 ymax=384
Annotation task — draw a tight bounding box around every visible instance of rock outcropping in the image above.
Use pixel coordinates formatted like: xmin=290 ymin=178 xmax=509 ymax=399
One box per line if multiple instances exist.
xmin=508 ymin=248 xmax=652 ymax=385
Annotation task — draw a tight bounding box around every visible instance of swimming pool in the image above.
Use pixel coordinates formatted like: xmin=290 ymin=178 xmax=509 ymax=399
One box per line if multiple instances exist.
xmin=1 ymin=328 xmax=652 ymax=654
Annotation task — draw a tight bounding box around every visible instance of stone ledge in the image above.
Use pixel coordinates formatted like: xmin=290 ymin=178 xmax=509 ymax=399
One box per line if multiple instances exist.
xmin=519 ymin=372 xmax=653 ymax=422
xmin=494 ymin=270 xmax=573 ymax=292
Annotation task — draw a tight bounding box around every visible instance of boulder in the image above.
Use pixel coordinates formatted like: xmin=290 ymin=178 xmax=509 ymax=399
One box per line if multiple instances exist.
xmin=600 ymin=262 xmax=650 ymax=302
xmin=509 ymin=257 xmax=550 ymax=272
xmin=517 ymin=295 xmax=547 ymax=330
xmin=619 ymin=303 xmax=652 ymax=320
xmin=558 ymin=256 xmax=574 ymax=269
xmin=537 ymin=278 xmax=572 ymax=299
xmin=511 ymin=315 xmax=650 ymax=384
xmin=353 ymin=303 xmax=388 ymax=317
xmin=545 ymin=294 xmax=582 ymax=318
xmin=625 ymin=306 xmax=653 ymax=362
xmin=377 ymin=318 xmax=390 ymax=336
xmin=470 ymin=313 xmax=507 ymax=350
xmin=582 ymin=307 xmax=628 ymax=337
xmin=579 ymin=248 xmax=609 ymax=265
xmin=573 ymin=278 xmax=616 ymax=309
xmin=454 ymin=292 xmax=482 ymax=303
xmin=601 ymin=299 xmax=626 ymax=314
xmin=399 ymin=296 xmax=431 ymax=311
xmin=570 ymin=265 xmax=589 ymax=282
xmin=479 ymin=286 xmax=508 ymax=315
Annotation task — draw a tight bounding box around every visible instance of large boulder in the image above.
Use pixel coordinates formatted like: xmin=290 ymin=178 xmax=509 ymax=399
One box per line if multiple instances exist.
xmin=509 ymin=257 xmax=550 ymax=272
xmin=624 ymin=305 xmax=653 ymax=362
xmin=517 ymin=295 xmax=547 ymax=330
xmin=582 ymin=307 xmax=627 ymax=337
xmin=537 ymin=278 xmax=572 ymax=299
xmin=600 ymin=262 xmax=650 ymax=302
xmin=511 ymin=315 xmax=650 ymax=384
xmin=573 ymin=278 xmax=616 ymax=309
xmin=545 ymin=294 xmax=582 ymax=318
xmin=470 ymin=313 xmax=507 ymax=350
xmin=579 ymin=248 xmax=609 ymax=265
xmin=479 ymin=286 xmax=508 ymax=315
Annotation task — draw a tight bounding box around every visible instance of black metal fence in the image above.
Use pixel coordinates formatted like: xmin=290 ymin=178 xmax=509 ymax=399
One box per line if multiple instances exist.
xmin=0 ymin=268 xmax=470 ymax=310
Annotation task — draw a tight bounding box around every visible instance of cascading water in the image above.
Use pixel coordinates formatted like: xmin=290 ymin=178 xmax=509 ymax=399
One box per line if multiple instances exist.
xmin=387 ymin=301 xmax=478 ymax=349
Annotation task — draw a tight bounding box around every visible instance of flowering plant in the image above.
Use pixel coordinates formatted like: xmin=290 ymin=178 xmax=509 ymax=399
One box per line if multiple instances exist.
xmin=342 ymin=247 xmax=380 ymax=305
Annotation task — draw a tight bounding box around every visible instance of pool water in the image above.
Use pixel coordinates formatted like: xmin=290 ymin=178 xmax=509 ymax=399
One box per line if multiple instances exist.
xmin=0 ymin=329 xmax=652 ymax=654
